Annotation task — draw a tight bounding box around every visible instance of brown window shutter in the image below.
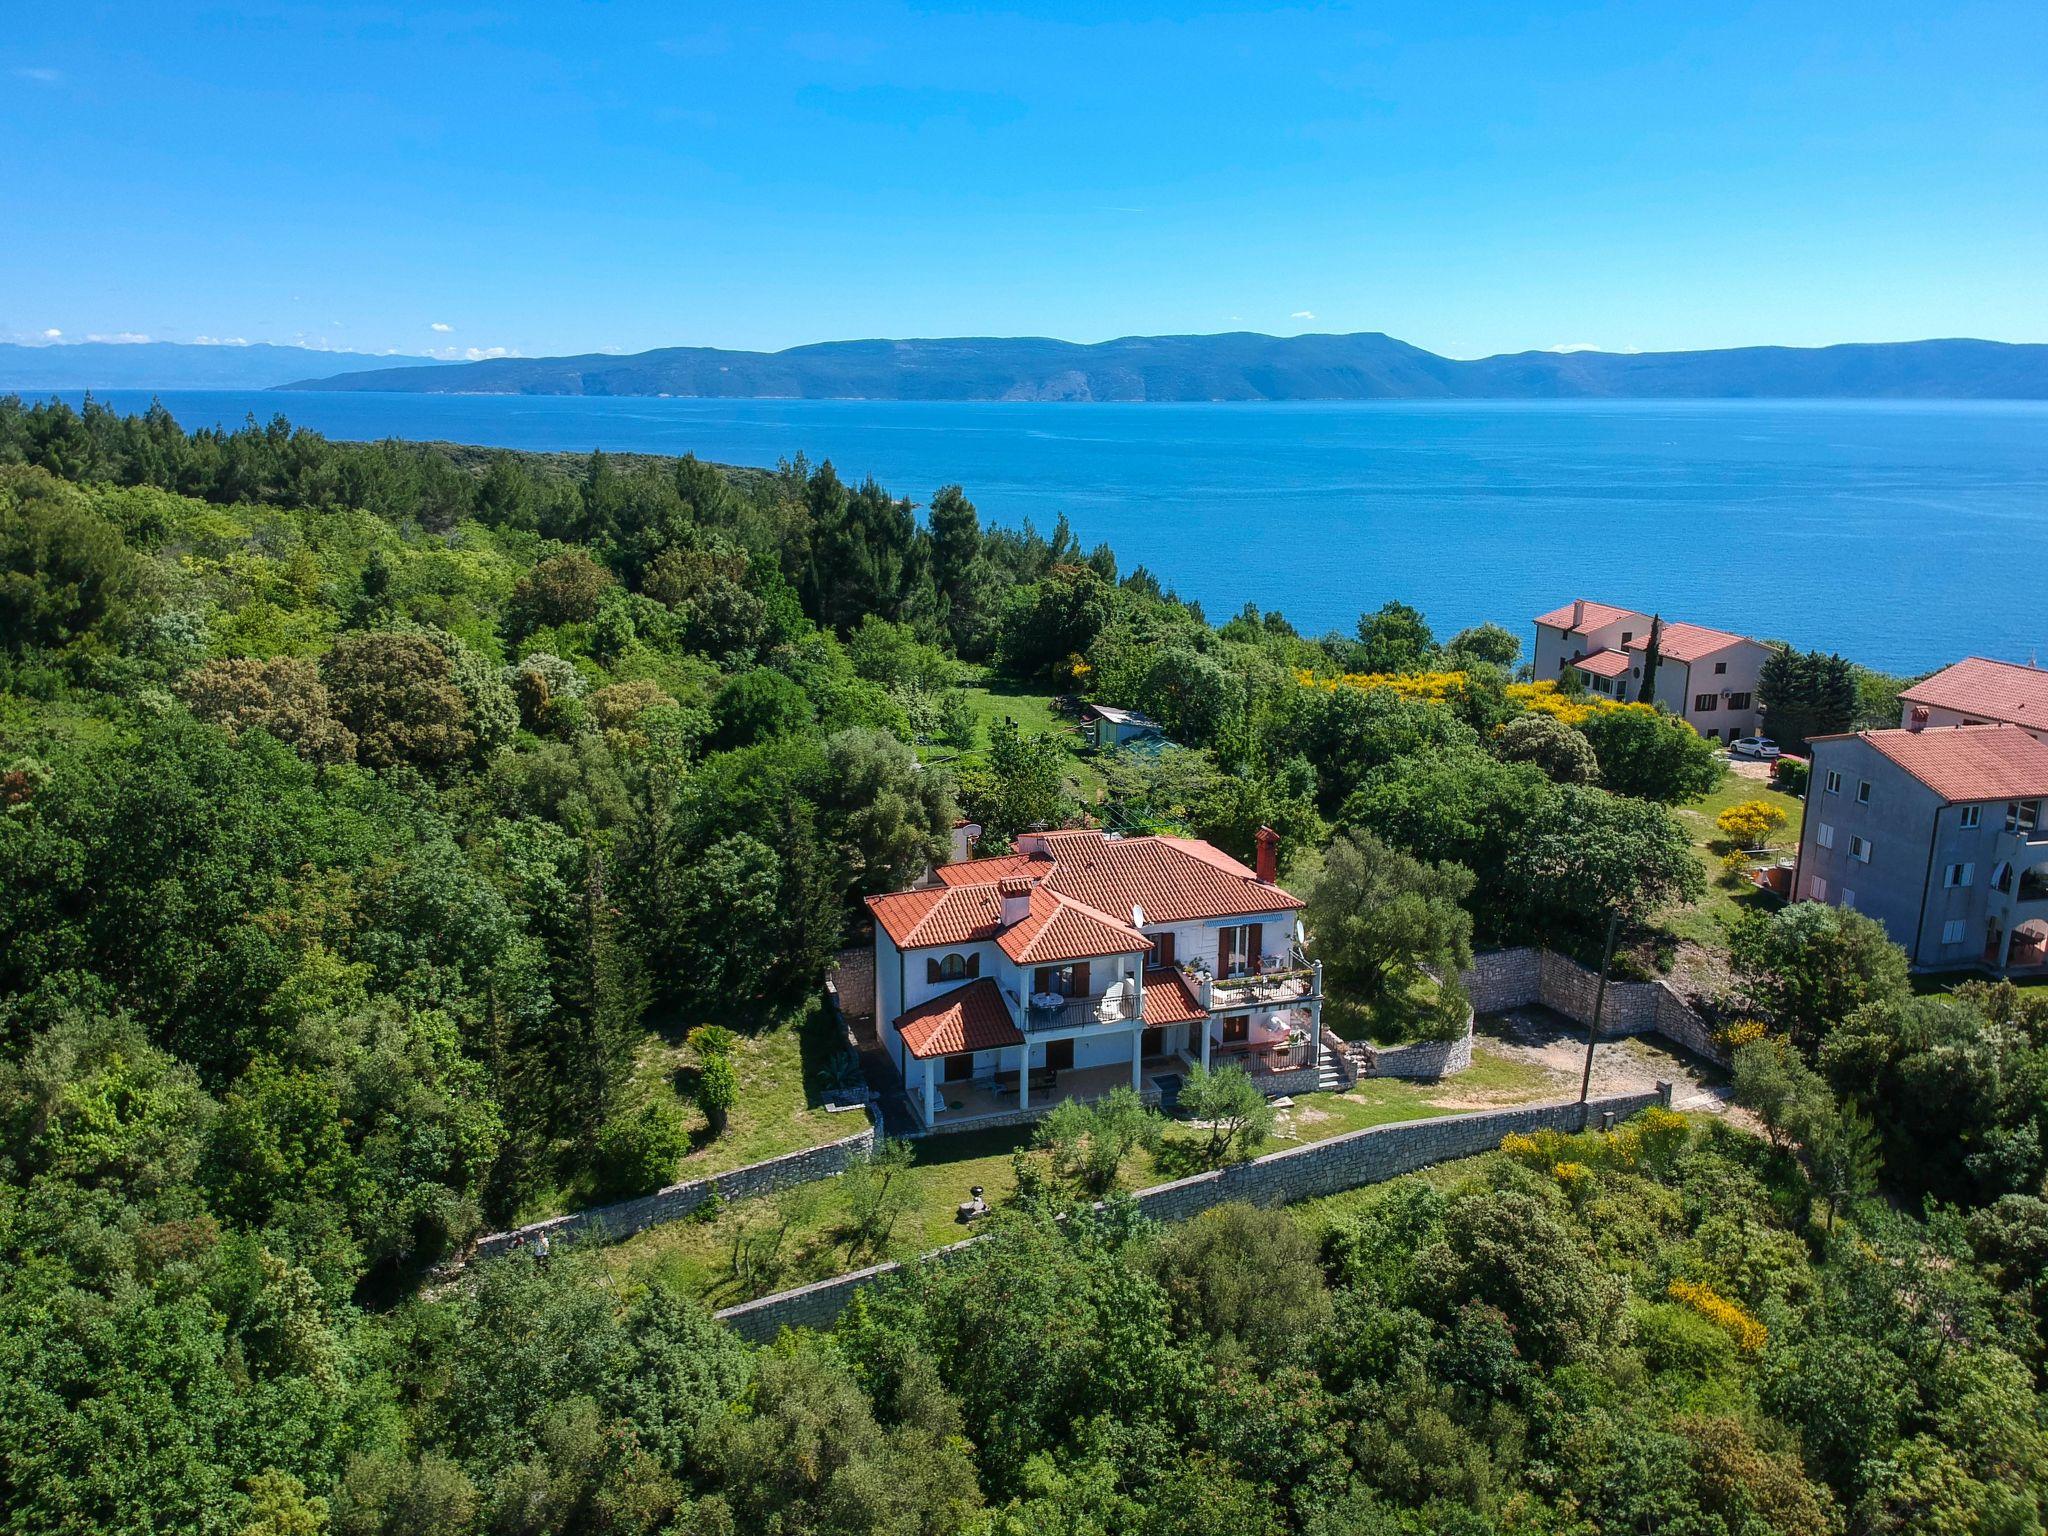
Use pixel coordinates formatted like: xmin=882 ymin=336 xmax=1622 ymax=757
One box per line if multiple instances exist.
xmin=1153 ymin=932 xmax=1175 ymax=967
xmin=967 ymin=953 xmax=980 ymax=978
xmin=1248 ymin=923 xmax=1263 ymax=973
xmin=926 ymin=958 xmax=940 ymax=983
xmin=1219 ymin=928 xmax=1232 ymax=976
xmin=1034 ymin=967 xmax=1053 ymax=995
xmin=1073 ymin=962 xmax=1091 ymax=997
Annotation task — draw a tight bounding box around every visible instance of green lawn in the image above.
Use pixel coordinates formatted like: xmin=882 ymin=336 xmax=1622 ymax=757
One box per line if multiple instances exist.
xmin=1659 ymin=765 xmax=1805 ymax=950
xmin=1323 ymin=972 xmax=1457 ymax=1045
xmin=931 ymin=671 xmax=1107 ymax=799
xmin=511 ymin=999 xmax=854 ymax=1226
xmin=601 ymin=1042 xmax=1565 ymax=1306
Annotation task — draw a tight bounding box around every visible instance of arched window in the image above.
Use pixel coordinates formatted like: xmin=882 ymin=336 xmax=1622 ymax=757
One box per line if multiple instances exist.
xmin=938 ymin=953 xmax=970 ymax=981
xmin=1993 ymin=861 xmax=2015 ymax=894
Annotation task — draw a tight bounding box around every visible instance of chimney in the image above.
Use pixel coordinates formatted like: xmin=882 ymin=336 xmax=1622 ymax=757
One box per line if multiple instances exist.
xmin=1908 ymin=705 xmax=1929 ymax=733
xmin=1571 ymin=598 xmax=1586 ymax=629
xmin=997 ymin=876 xmax=1033 ymax=927
xmin=1255 ymin=825 xmax=1279 ymax=884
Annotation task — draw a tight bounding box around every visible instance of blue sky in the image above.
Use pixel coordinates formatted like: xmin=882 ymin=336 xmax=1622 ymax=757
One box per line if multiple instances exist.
xmin=4 ymin=2 xmax=2043 ymax=359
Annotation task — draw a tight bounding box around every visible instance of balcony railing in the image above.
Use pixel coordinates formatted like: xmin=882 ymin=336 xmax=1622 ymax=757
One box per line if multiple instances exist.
xmin=1207 ymin=951 xmax=1321 ymax=1011
xmin=1003 ymin=983 xmax=1141 ymax=1032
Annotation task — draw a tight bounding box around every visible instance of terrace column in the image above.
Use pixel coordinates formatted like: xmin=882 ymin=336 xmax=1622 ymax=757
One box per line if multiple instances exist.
xmin=1132 ymin=1027 xmax=1144 ymax=1089
xmin=923 ymin=1058 xmax=938 ymax=1125
xmin=1018 ymin=1041 xmax=1031 ymax=1110
xmin=1200 ymin=1017 xmax=1212 ymax=1070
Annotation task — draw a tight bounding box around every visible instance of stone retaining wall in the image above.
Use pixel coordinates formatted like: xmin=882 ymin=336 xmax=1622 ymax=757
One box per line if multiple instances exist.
xmin=1463 ymin=948 xmax=1728 ymax=1068
xmin=471 ymin=1113 xmax=878 ymax=1261
xmin=716 ymin=1086 xmax=1667 ymax=1342
xmin=1361 ymin=1021 xmax=1475 ymax=1079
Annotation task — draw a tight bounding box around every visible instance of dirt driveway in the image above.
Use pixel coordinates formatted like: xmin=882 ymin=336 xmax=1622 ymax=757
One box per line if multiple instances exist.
xmin=1471 ymin=1005 xmax=1736 ymax=1116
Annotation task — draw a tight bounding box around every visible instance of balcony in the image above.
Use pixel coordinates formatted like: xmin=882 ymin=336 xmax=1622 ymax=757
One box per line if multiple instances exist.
xmin=1205 ymin=952 xmax=1322 ymax=1013
xmin=1004 ymin=981 xmax=1141 ymax=1032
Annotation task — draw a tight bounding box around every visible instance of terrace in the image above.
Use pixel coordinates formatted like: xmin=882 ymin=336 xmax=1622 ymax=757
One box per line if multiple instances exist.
xmin=925 ymin=1057 xmax=1177 ymax=1128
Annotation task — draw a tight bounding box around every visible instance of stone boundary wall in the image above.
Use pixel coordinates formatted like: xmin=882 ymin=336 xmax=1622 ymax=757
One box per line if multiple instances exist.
xmin=1362 ymin=1019 xmax=1475 ymax=1079
xmin=716 ymin=1086 xmax=1666 ymax=1342
xmin=1463 ymin=948 xmax=1728 ymax=1069
xmin=470 ymin=1112 xmax=878 ymax=1262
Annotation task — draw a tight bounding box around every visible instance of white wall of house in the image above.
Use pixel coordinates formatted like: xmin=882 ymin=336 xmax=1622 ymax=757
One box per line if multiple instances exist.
xmin=1901 ymin=701 xmax=2048 ymax=742
xmin=1558 ymin=633 xmax=1768 ymax=741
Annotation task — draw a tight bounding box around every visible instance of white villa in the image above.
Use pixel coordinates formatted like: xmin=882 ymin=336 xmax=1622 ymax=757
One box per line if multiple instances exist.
xmin=1532 ymin=599 xmax=1771 ymax=742
xmin=866 ymin=827 xmax=1326 ymax=1130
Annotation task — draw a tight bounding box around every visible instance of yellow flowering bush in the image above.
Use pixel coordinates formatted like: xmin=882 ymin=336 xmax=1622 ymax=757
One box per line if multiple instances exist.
xmin=1293 ymin=668 xmax=1655 ymax=729
xmin=1716 ymin=1018 xmax=1768 ymax=1052
xmin=1500 ymin=1128 xmax=1574 ymax=1170
xmin=1552 ymin=1160 xmax=1596 ymax=1206
xmin=1668 ymin=1279 xmax=1768 ymax=1352
xmin=1717 ymin=799 xmax=1788 ymax=850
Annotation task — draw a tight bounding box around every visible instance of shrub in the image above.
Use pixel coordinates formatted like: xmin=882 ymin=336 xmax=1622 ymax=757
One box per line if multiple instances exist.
xmin=594 ymin=1101 xmax=689 ymax=1198
xmin=694 ymin=1055 xmax=738 ymax=1136
xmin=1771 ymin=756 xmax=1809 ymax=795
xmin=1716 ymin=799 xmax=1787 ymax=850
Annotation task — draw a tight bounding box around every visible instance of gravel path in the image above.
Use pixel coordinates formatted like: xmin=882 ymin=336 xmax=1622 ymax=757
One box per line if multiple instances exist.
xmin=1468 ymin=1005 xmax=1736 ymax=1116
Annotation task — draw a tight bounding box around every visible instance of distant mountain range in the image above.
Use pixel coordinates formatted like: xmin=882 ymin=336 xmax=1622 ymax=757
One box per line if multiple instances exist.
xmin=0 ymin=341 xmax=450 ymax=392
xmin=270 ymin=333 xmax=2048 ymax=401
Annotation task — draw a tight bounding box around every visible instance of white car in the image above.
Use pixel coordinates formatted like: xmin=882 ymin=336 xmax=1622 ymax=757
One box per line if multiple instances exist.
xmin=1728 ymin=736 xmax=1781 ymax=760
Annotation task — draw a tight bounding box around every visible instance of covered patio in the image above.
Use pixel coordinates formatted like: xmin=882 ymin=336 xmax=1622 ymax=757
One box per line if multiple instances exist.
xmin=923 ymin=1057 xmax=1179 ymax=1127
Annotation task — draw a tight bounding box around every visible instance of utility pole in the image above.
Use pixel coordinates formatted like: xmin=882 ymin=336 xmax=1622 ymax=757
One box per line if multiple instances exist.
xmin=1579 ymin=909 xmax=1621 ymax=1129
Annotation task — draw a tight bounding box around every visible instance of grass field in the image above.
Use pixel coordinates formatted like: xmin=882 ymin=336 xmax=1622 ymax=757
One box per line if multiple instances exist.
xmin=514 ymin=1000 xmax=854 ymax=1226
xmin=600 ymin=1042 xmax=1562 ymax=1306
xmin=1660 ymin=764 xmax=1805 ymax=950
xmin=928 ymin=670 xmax=1108 ymax=800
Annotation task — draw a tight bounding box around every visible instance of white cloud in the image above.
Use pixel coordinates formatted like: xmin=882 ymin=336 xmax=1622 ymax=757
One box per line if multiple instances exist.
xmin=1546 ymin=343 xmax=1602 ymax=353
xmin=85 ymin=331 xmax=152 ymax=344
xmin=40 ymin=328 xmax=61 ymax=339
xmin=430 ymin=322 xmax=453 ymax=333
xmin=14 ymin=67 xmax=62 ymax=84
xmin=1291 ymin=310 xmax=1316 ymax=320
xmin=426 ymin=345 xmax=516 ymax=361
xmin=193 ymin=335 xmax=249 ymax=346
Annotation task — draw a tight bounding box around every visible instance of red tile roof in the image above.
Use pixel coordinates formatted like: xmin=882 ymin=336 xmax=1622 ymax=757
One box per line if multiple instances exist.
xmin=895 ymin=978 xmax=1022 ymax=1059
xmin=1535 ymin=600 xmax=1642 ymax=632
xmin=1030 ymin=829 xmax=1304 ymax=925
xmin=933 ymin=851 xmax=1056 ymax=887
xmin=867 ymin=880 xmax=1148 ymax=965
xmin=1899 ymin=657 xmax=2048 ymax=730
xmin=1570 ymin=648 xmax=1631 ymax=679
xmin=1142 ymin=967 xmax=1208 ymax=1026
xmin=1649 ymin=620 xmax=1756 ymax=664
xmin=1819 ymin=724 xmax=2048 ymax=803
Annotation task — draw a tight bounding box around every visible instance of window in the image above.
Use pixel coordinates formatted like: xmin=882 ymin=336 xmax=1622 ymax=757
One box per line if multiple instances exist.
xmin=927 ymin=952 xmax=979 ymax=984
xmin=1825 ymin=770 xmax=1842 ymax=795
xmin=1842 ymin=889 xmax=1857 ymax=909
xmin=1942 ymin=919 xmax=1968 ymax=946
xmin=1810 ymin=874 xmax=1828 ymax=900
xmin=1694 ymin=693 xmax=1718 ymax=712
xmin=1714 ymin=661 xmax=1728 ymax=675
xmin=1960 ymin=805 xmax=1982 ymax=829
xmin=1856 ymin=780 xmax=1872 ymax=804
xmin=1148 ymin=931 xmax=1176 ymax=968
xmin=1620 ymin=630 xmax=1634 ymax=646
xmin=1706 ymin=728 xmax=1721 ymax=741
xmin=1726 ymin=691 xmax=1752 ymax=710
xmin=1033 ymin=963 xmax=1089 ymax=998
xmin=1849 ymin=835 xmax=1871 ymax=863
xmin=1944 ymin=862 xmax=1975 ymax=888
xmin=1220 ymin=925 xmax=1255 ymax=977
xmin=2008 ymin=799 xmax=2041 ymax=837
xmin=943 ymin=1052 xmax=974 ymax=1082
xmin=1816 ymin=822 xmax=1835 ymax=850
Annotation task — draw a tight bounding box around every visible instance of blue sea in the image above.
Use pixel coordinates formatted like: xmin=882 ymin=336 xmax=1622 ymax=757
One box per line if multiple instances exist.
xmin=70 ymin=391 xmax=2048 ymax=674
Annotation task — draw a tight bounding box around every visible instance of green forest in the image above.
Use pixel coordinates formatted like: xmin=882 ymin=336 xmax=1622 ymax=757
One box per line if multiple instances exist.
xmin=1 ymin=396 xmax=2044 ymax=1535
